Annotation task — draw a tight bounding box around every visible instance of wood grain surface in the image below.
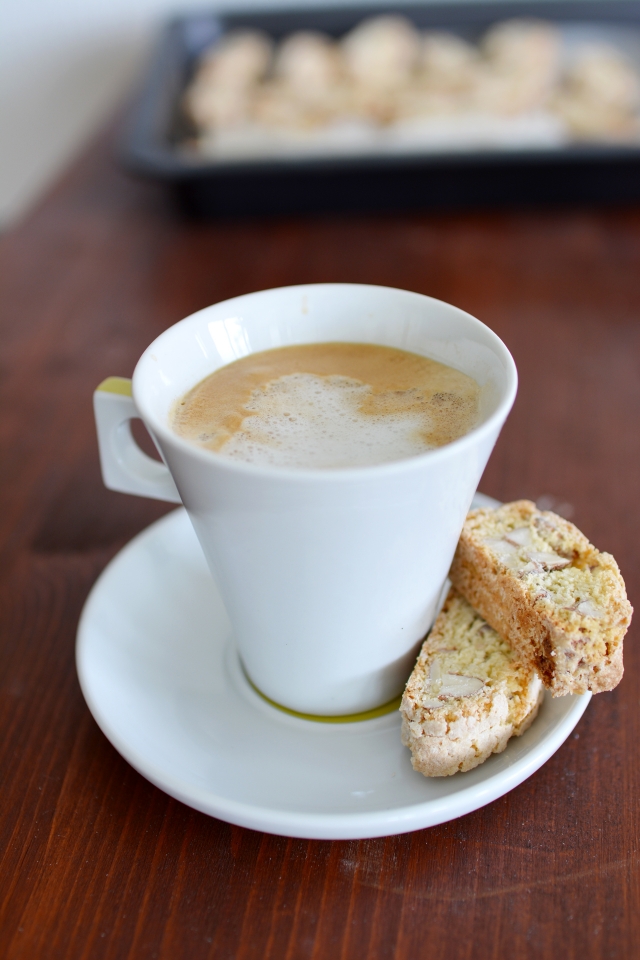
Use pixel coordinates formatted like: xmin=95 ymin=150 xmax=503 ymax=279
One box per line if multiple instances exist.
xmin=0 ymin=124 xmax=639 ymax=960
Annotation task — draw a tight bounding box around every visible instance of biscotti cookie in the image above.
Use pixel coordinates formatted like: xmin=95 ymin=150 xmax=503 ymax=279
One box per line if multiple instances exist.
xmin=401 ymin=588 xmax=543 ymax=777
xmin=449 ymin=500 xmax=632 ymax=696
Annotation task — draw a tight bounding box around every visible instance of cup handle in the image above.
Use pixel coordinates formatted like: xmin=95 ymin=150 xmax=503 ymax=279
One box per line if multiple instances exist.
xmin=93 ymin=377 xmax=182 ymax=503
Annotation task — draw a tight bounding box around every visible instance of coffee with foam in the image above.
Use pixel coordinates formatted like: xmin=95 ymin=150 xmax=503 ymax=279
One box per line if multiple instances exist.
xmin=171 ymin=342 xmax=480 ymax=469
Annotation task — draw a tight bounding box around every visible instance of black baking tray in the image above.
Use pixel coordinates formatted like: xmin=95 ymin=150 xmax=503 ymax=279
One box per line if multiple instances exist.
xmin=120 ymin=0 xmax=640 ymax=217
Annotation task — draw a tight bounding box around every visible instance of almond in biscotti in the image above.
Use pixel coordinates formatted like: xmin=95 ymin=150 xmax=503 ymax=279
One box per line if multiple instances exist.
xmin=400 ymin=588 xmax=543 ymax=777
xmin=449 ymin=500 xmax=632 ymax=696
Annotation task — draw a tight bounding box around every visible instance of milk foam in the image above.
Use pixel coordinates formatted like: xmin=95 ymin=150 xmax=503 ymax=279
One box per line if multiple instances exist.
xmin=218 ymin=373 xmax=432 ymax=468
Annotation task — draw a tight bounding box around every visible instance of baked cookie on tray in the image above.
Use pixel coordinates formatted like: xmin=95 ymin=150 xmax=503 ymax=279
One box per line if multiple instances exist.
xmin=449 ymin=500 xmax=632 ymax=696
xmin=401 ymin=588 xmax=543 ymax=777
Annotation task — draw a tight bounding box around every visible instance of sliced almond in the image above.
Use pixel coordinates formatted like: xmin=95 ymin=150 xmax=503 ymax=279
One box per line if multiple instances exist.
xmin=483 ymin=536 xmax=517 ymax=556
xmin=575 ymin=599 xmax=602 ymax=618
xmin=439 ymin=673 xmax=485 ymax=697
xmin=504 ymin=526 xmax=534 ymax=547
xmin=519 ymin=560 xmax=543 ymax=574
xmin=422 ymin=668 xmax=485 ymax=706
xmin=525 ymin=550 xmax=571 ymax=570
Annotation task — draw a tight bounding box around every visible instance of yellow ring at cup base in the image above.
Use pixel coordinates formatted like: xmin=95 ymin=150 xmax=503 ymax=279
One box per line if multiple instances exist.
xmin=245 ymin=672 xmax=402 ymax=723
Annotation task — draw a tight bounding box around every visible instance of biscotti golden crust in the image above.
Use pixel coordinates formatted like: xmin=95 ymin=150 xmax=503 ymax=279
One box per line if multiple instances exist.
xmin=449 ymin=500 xmax=632 ymax=696
xmin=400 ymin=588 xmax=543 ymax=777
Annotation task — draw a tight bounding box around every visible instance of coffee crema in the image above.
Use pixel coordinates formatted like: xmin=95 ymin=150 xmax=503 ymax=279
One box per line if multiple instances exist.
xmin=171 ymin=342 xmax=480 ymax=469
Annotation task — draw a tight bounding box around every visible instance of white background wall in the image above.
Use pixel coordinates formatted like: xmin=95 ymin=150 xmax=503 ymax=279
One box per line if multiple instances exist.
xmin=1 ymin=0 xmax=206 ymax=226
xmin=0 ymin=0 xmax=575 ymax=227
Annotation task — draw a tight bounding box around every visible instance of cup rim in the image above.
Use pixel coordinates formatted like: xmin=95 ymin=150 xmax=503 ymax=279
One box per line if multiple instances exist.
xmin=132 ymin=283 xmax=518 ymax=482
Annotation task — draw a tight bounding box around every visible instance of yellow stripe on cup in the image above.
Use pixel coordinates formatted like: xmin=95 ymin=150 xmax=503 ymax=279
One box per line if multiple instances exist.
xmin=246 ymin=672 xmax=402 ymax=723
xmin=96 ymin=376 xmax=133 ymax=397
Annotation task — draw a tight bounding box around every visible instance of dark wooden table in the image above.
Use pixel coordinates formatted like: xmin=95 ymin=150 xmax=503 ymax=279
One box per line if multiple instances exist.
xmin=1 ymin=123 xmax=639 ymax=960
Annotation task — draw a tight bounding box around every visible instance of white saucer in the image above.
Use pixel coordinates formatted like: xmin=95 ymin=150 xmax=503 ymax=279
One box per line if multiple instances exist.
xmin=76 ymin=503 xmax=590 ymax=840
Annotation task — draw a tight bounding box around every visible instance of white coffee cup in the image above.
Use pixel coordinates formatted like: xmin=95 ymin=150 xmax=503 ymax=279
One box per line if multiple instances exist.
xmin=94 ymin=284 xmax=516 ymax=717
